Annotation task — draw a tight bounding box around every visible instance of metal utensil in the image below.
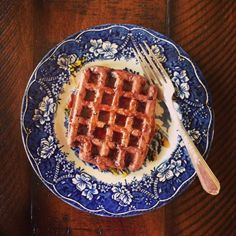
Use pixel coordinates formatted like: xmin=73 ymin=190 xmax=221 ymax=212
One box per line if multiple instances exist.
xmin=133 ymin=42 xmax=220 ymax=195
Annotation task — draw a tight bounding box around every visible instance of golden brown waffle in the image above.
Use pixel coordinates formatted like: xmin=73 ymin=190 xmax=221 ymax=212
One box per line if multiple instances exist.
xmin=68 ymin=66 xmax=157 ymax=172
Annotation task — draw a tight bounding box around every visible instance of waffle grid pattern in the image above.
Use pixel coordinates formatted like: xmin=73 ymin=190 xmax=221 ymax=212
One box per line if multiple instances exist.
xmin=68 ymin=66 xmax=157 ymax=171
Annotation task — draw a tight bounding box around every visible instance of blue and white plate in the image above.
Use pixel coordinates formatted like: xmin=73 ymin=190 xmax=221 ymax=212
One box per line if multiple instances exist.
xmin=21 ymin=24 xmax=214 ymax=217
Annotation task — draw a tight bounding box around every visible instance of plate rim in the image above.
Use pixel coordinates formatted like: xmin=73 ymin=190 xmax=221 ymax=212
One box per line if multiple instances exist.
xmin=20 ymin=23 xmax=214 ymax=217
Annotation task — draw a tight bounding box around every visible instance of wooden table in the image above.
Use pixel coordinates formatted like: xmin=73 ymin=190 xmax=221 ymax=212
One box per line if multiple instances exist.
xmin=0 ymin=1 xmax=235 ymax=235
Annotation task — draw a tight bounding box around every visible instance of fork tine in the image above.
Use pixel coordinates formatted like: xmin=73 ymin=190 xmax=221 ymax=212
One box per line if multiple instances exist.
xmin=132 ymin=45 xmax=154 ymax=85
xmin=133 ymin=51 xmax=153 ymax=85
xmin=143 ymin=42 xmax=170 ymax=82
xmin=139 ymin=44 xmax=165 ymax=86
xmin=135 ymin=45 xmax=162 ymax=87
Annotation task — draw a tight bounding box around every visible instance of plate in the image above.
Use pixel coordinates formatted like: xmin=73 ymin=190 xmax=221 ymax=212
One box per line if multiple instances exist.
xmin=21 ymin=24 xmax=214 ymax=217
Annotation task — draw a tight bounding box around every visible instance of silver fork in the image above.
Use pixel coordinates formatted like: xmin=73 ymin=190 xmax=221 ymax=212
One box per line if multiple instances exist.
xmin=134 ymin=42 xmax=220 ymax=195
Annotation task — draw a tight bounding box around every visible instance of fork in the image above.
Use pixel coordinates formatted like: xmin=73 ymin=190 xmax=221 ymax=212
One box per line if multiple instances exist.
xmin=134 ymin=42 xmax=220 ymax=195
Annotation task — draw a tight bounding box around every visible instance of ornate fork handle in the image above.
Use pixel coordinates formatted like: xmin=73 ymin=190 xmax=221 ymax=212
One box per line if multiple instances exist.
xmin=168 ymin=100 xmax=220 ymax=195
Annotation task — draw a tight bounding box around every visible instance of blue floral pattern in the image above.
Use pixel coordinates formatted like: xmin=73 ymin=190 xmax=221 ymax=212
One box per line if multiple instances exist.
xmin=72 ymin=173 xmax=99 ymax=200
xmin=33 ymin=96 xmax=56 ymax=126
xmin=89 ymin=39 xmax=118 ymax=59
xmin=112 ymin=186 xmax=133 ymax=206
xmin=37 ymin=135 xmax=56 ymax=159
xmin=57 ymin=54 xmax=77 ymax=70
xmin=21 ymin=24 xmax=214 ymax=217
xmin=171 ymin=68 xmax=190 ymax=99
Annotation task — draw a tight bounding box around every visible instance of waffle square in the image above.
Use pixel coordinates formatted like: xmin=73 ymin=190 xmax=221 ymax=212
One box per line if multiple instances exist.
xmin=68 ymin=66 xmax=157 ymax=172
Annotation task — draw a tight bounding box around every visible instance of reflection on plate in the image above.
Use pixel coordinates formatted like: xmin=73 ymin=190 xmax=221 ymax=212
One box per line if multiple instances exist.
xmin=21 ymin=24 xmax=213 ymax=217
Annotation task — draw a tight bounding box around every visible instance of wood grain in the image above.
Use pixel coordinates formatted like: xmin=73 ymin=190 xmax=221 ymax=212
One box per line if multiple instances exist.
xmin=33 ymin=0 xmax=169 ymax=61
xmin=166 ymin=1 xmax=236 ymax=235
xmin=0 ymin=1 xmax=34 ymax=235
xmin=0 ymin=0 xmax=235 ymax=235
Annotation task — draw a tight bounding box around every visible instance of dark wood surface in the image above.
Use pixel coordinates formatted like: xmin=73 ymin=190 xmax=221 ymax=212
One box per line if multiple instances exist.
xmin=0 ymin=1 xmax=235 ymax=235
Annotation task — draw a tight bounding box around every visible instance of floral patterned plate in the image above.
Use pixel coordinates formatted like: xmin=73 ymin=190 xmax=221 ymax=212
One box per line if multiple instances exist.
xmin=21 ymin=24 xmax=214 ymax=217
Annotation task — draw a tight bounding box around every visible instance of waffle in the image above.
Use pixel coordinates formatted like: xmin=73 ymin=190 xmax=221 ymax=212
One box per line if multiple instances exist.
xmin=67 ymin=66 xmax=157 ymax=172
